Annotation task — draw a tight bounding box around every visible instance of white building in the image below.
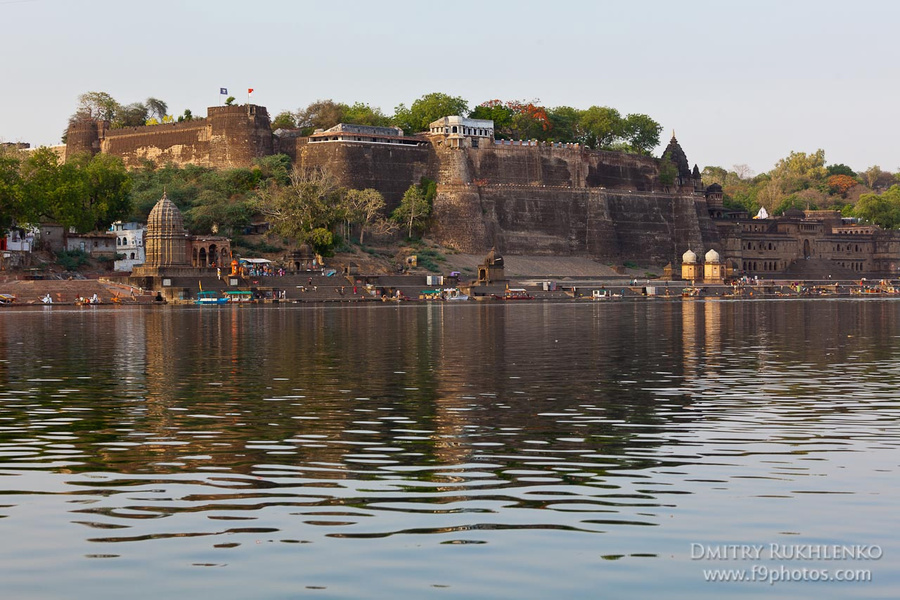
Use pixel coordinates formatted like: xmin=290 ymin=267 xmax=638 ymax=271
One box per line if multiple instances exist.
xmin=428 ymin=116 xmax=494 ymax=148
xmin=111 ymin=221 xmax=146 ymax=272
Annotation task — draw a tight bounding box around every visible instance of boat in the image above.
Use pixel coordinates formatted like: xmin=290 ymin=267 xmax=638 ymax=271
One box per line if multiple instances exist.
xmin=493 ymin=288 xmax=534 ymax=301
xmin=442 ymin=288 xmax=469 ymax=301
xmin=196 ymin=291 xmax=228 ymax=305
xmin=591 ymin=289 xmax=621 ymax=300
xmin=224 ymin=290 xmax=254 ymax=303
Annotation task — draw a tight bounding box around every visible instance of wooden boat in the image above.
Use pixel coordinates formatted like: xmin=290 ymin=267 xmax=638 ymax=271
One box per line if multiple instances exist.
xmin=494 ymin=288 xmax=534 ymax=301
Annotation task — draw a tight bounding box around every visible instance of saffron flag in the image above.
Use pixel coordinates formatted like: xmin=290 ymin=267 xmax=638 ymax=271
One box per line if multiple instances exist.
xmin=220 ymin=87 xmax=227 ymax=95
xmin=248 ymin=88 xmax=254 ymax=94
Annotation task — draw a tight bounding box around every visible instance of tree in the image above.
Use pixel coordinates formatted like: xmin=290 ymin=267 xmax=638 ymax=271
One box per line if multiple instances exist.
xmin=345 ymin=188 xmax=386 ymax=245
xmin=470 ymin=100 xmax=513 ymax=137
xmin=256 ymin=167 xmax=346 ymax=252
xmin=0 ymin=147 xmax=23 ymax=230
xmin=392 ymin=182 xmax=431 ymax=238
xmin=701 ymin=166 xmax=729 ymax=186
xmin=826 ymin=163 xmax=856 ymax=178
xmin=827 ymin=174 xmax=857 ymax=197
xmin=620 ymin=113 xmax=662 ymax=155
xmin=145 ymin=97 xmax=168 ymax=122
xmin=545 ymin=105 xmax=581 ymax=143
xmin=76 ymin=91 xmax=120 ymax=122
xmin=343 ymin=102 xmax=391 ymax=127
xmin=579 ymin=106 xmax=623 ymax=149
xmin=658 ymin=156 xmax=677 ymax=192
xmin=392 ymin=92 xmax=469 ymax=134
xmin=772 ymin=149 xmax=827 ymax=181
xmin=854 ymin=186 xmax=900 ymax=229
xmin=862 ymin=165 xmax=893 ymax=190
xmin=76 ymin=153 xmax=133 ymax=231
xmin=296 ymin=99 xmax=348 ymax=134
xmin=732 ymin=164 xmax=754 ymax=180
xmin=225 ymin=96 xmax=236 ymax=106
xmin=271 ymin=111 xmax=298 ymax=131
xmin=18 ymin=149 xmax=132 ymax=232
xmin=118 ymin=102 xmax=149 ymax=128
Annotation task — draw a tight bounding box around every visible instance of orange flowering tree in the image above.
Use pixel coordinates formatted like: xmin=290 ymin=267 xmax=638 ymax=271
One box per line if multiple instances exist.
xmin=827 ymin=174 xmax=858 ymax=197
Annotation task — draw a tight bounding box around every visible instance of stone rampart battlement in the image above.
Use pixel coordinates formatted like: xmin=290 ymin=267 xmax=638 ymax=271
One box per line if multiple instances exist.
xmin=103 ymin=119 xmax=208 ymax=138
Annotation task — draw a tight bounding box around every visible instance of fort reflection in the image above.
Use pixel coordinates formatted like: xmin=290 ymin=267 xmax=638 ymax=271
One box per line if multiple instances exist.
xmin=1 ymin=301 xmax=899 ymax=478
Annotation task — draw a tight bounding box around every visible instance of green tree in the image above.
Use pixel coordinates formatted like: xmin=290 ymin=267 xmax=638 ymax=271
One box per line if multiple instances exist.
xmin=63 ymin=152 xmax=133 ymax=231
xmin=545 ymin=106 xmax=581 ymax=143
xmin=620 ymin=113 xmax=662 ymax=155
xmin=271 ymin=111 xmax=298 ymax=130
xmin=658 ymin=156 xmax=677 ymax=191
xmin=393 ymin=92 xmax=469 ymax=134
xmin=0 ymin=147 xmax=23 ymax=230
xmin=854 ymin=185 xmax=900 ymax=229
xmin=19 ymin=147 xmax=83 ymax=226
xmin=826 ymin=163 xmax=856 ymax=178
xmin=772 ymin=149 xmax=827 ymax=181
xmin=392 ymin=181 xmax=432 ymax=238
xmin=470 ymin=101 xmax=513 ymax=138
xmin=225 ymin=96 xmax=235 ymax=106
xmin=343 ymin=102 xmax=391 ymax=127
xmin=579 ymin=106 xmax=623 ymax=149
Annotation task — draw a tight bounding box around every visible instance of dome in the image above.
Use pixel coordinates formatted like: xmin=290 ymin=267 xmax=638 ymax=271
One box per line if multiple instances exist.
xmin=706 ymin=183 xmax=723 ymax=194
xmin=147 ymin=192 xmax=185 ymax=235
xmin=682 ymin=249 xmax=697 ymax=264
xmin=704 ymin=249 xmax=721 ymax=263
xmin=145 ymin=192 xmax=187 ymax=267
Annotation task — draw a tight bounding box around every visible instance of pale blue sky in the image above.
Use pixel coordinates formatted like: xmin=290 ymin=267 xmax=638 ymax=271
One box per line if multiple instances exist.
xmin=2 ymin=0 xmax=897 ymax=175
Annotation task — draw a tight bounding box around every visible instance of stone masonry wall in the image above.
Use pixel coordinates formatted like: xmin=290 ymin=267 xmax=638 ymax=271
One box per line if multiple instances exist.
xmin=430 ymin=144 xmax=715 ymax=263
xmin=101 ymin=120 xmax=210 ymax=168
xmin=298 ymin=142 xmax=434 ymax=210
xmin=70 ymin=105 xmax=273 ymax=170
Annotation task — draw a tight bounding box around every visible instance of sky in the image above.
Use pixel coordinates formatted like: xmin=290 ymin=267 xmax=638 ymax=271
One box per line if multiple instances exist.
xmin=1 ymin=0 xmax=898 ymax=176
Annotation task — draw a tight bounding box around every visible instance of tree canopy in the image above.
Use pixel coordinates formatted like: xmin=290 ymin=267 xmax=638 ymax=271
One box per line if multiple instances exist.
xmin=392 ymin=93 xmax=470 ymax=134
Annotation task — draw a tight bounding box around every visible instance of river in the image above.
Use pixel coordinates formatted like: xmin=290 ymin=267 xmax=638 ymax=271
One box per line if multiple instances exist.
xmin=0 ymin=299 xmax=897 ymax=598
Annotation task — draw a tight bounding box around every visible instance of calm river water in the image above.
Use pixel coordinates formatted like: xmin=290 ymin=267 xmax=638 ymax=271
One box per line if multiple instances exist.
xmin=0 ymin=300 xmax=898 ymax=599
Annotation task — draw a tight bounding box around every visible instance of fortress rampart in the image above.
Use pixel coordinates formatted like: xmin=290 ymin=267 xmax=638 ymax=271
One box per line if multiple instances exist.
xmin=64 ymin=104 xmax=720 ymax=265
xmin=66 ymin=105 xmax=274 ymax=169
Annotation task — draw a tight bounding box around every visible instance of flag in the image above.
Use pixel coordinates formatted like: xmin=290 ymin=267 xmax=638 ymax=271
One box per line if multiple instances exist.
xmin=248 ymin=88 xmax=254 ymax=94
xmin=220 ymin=88 xmax=228 ymax=95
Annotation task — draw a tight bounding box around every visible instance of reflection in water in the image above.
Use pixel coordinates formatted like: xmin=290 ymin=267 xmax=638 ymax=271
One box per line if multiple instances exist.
xmin=0 ymin=300 xmax=898 ymax=599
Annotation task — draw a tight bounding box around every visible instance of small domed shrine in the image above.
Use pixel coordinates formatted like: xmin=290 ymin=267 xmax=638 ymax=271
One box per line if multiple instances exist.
xmin=703 ymin=249 xmax=725 ymax=282
xmin=681 ymin=249 xmax=701 ymax=281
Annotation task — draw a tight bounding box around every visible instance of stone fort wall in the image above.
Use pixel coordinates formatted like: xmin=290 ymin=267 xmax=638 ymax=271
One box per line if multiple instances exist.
xmin=428 ymin=144 xmax=716 ymax=262
xmin=65 ymin=105 xmax=719 ymax=264
xmin=66 ymin=105 xmax=274 ymax=169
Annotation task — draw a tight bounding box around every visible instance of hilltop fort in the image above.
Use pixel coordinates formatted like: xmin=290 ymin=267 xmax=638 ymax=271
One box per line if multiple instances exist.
xmin=64 ymin=104 xmax=900 ymax=278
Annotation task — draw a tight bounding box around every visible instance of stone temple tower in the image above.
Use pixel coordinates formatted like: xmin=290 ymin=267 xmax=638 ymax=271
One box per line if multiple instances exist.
xmin=144 ymin=193 xmax=188 ymax=267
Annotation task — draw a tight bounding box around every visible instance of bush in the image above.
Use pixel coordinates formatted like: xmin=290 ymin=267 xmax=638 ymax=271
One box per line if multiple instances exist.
xmin=56 ymin=250 xmax=90 ymax=271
